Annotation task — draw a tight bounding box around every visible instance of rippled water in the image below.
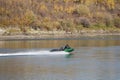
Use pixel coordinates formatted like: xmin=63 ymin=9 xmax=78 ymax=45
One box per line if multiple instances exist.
xmin=0 ymin=35 xmax=120 ymax=80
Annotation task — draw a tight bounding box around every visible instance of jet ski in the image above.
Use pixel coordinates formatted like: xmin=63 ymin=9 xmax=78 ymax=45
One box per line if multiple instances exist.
xmin=50 ymin=44 xmax=74 ymax=54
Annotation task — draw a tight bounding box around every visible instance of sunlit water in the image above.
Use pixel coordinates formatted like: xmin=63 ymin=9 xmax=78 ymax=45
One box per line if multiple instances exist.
xmin=0 ymin=35 xmax=120 ymax=80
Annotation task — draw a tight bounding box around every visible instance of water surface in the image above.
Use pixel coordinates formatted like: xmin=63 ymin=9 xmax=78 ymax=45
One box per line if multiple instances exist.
xmin=0 ymin=35 xmax=120 ymax=80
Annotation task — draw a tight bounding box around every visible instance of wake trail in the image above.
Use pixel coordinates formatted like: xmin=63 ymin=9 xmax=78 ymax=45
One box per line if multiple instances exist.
xmin=0 ymin=51 xmax=69 ymax=57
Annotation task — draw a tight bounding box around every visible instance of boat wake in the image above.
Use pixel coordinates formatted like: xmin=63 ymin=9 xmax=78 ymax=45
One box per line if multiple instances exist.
xmin=0 ymin=50 xmax=69 ymax=57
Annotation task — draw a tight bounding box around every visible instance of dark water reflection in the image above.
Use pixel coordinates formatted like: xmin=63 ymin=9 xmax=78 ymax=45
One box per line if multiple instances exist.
xmin=0 ymin=35 xmax=120 ymax=80
xmin=0 ymin=36 xmax=120 ymax=49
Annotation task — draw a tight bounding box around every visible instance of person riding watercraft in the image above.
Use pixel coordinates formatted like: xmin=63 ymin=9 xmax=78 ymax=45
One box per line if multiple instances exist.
xmin=59 ymin=44 xmax=71 ymax=51
xmin=50 ymin=44 xmax=71 ymax=52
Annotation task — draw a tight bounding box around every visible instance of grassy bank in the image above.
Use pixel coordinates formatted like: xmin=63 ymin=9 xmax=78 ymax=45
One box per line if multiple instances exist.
xmin=0 ymin=26 xmax=120 ymax=40
xmin=0 ymin=26 xmax=120 ymax=35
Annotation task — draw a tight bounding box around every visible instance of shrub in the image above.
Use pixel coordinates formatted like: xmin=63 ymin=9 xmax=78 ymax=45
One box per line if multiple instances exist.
xmin=54 ymin=4 xmax=63 ymax=12
xmin=23 ymin=10 xmax=36 ymax=26
xmin=80 ymin=18 xmax=90 ymax=28
xmin=39 ymin=2 xmax=48 ymax=11
xmin=75 ymin=17 xmax=90 ymax=28
xmin=64 ymin=6 xmax=75 ymax=14
xmin=40 ymin=20 xmax=61 ymax=31
xmin=106 ymin=0 xmax=115 ymax=9
xmin=31 ymin=20 xmax=41 ymax=30
xmin=93 ymin=12 xmax=114 ymax=27
xmin=64 ymin=0 xmax=71 ymax=3
xmin=93 ymin=23 xmax=107 ymax=29
xmin=104 ymin=13 xmax=114 ymax=27
xmin=59 ymin=19 xmax=75 ymax=31
xmin=105 ymin=18 xmax=113 ymax=27
xmin=73 ymin=0 xmax=81 ymax=3
xmin=114 ymin=17 xmax=120 ymax=28
xmin=74 ymin=4 xmax=90 ymax=17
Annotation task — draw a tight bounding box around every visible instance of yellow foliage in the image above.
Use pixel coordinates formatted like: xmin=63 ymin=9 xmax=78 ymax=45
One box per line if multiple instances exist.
xmin=1 ymin=18 xmax=10 ymax=26
xmin=41 ymin=20 xmax=61 ymax=30
xmin=64 ymin=0 xmax=71 ymax=3
xmin=20 ymin=10 xmax=36 ymax=26
xmin=0 ymin=7 xmax=4 ymax=15
xmin=0 ymin=0 xmax=118 ymax=30
xmin=73 ymin=0 xmax=115 ymax=9
xmin=65 ymin=6 xmax=75 ymax=14
xmin=42 ymin=17 xmax=51 ymax=22
xmin=106 ymin=0 xmax=115 ymax=9
xmin=76 ymin=4 xmax=90 ymax=17
xmin=54 ymin=5 xmax=63 ymax=12
xmin=39 ymin=3 xmax=48 ymax=11
xmin=53 ymin=0 xmax=59 ymax=2
xmin=0 ymin=7 xmax=10 ymax=15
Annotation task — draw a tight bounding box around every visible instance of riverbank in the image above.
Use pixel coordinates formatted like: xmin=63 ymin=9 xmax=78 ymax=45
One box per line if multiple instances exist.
xmin=0 ymin=29 xmax=120 ymax=40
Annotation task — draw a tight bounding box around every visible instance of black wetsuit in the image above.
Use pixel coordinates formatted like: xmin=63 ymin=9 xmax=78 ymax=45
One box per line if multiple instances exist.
xmin=50 ymin=44 xmax=71 ymax=52
xmin=62 ymin=44 xmax=70 ymax=50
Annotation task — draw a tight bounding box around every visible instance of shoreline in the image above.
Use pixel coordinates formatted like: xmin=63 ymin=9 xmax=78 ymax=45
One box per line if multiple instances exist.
xmin=0 ymin=30 xmax=120 ymax=40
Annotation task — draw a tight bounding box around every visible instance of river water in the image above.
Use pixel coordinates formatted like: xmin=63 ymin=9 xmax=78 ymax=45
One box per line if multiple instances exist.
xmin=0 ymin=35 xmax=120 ymax=80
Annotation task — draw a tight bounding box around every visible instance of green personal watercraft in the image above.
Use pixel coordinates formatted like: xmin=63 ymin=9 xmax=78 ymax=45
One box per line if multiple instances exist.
xmin=50 ymin=44 xmax=74 ymax=53
xmin=64 ymin=48 xmax=74 ymax=52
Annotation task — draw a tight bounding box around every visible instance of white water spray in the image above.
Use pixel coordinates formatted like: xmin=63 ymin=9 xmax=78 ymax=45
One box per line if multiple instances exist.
xmin=0 ymin=51 xmax=69 ymax=57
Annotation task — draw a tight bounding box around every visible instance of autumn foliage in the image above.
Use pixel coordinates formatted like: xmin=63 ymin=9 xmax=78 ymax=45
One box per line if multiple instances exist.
xmin=0 ymin=0 xmax=120 ymax=32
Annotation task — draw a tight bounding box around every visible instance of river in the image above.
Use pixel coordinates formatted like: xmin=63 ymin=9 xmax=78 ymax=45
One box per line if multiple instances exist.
xmin=0 ymin=35 xmax=120 ymax=80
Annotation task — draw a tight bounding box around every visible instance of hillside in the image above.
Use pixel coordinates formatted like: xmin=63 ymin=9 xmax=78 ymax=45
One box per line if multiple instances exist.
xmin=0 ymin=0 xmax=120 ymax=34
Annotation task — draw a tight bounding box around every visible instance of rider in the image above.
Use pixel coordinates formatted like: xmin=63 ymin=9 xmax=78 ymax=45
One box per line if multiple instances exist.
xmin=59 ymin=44 xmax=71 ymax=51
xmin=50 ymin=44 xmax=71 ymax=52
